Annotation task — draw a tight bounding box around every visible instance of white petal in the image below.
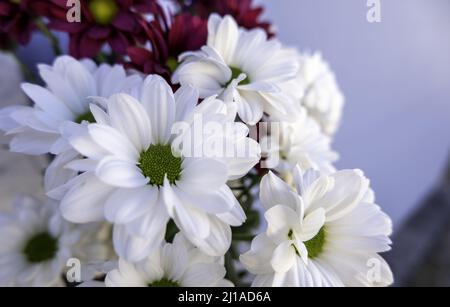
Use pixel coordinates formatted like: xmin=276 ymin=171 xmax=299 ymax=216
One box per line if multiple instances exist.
xmin=178 ymin=158 xmax=228 ymax=194
xmin=215 ymin=186 xmax=246 ymax=226
xmin=60 ymin=172 xmax=114 ymax=223
xmin=207 ymin=15 xmax=239 ymax=64
xmin=270 ymin=241 xmax=296 ymax=273
xmin=105 ymin=259 xmax=146 ymax=287
xmin=171 ymin=185 xmax=234 ymax=215
xmin=140 ymin=75 xmax=175 ymax=144
xmin=321 ymin=170 xmax=369 ymax=222
xmin=163 ymin=179 xmax=210 ymax=239
xmin=38 ymin=66 xmax=86 ymax=114
xmin=60 ymin=56 xmax=96 ymax=103
xmin=44 ymin=149 xmax=79 ymax=196
xmin=235 ymin=90 xmax=264 ymax=125
xmin=187 ymin=215 xmax=231 ymax=257
xmin=265 ymin=205 xmax=300 ymax=242
xmin=240 ymin=233 xmax=276 ymax=275
xmin=126 ymin=196 xmax=170 ymax=238
xmin=298 ymin=208 xmax=326 ymax=241
xmin=104 ymin=186 xmax=158 ymax=224
xmin=173 ymin=59 xmax=227 ymax=98
xmin=21 ymin=83 xmax=75 ymax=120
xmin=113 ymin=225 xmax=163 ymax=263
xmin=88 ymin=124 xmax=139 ymax=162
xmin=174 ymin=85 xmax=199 ymax=122
xmin=161 ymin=241 xmax=188 ymax=282
xmin=182 ymin=263 xmax=226 ymax=287
xmin=108 ymin=94 xmax=152 ymax=152
xmin=96 ymin=156 xmax=148 ymax=188
xmin=260 ymin=171 xmax=302 ymax=211
xmin=89 ymin=103 xmax=109 ymax=125
xmin=10 ymin=130 xmax=59 ymax=155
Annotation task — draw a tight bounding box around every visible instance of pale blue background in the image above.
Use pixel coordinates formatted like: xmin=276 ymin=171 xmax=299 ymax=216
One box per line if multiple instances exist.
xmin=18 ymin=0 xmax=450 ymax=230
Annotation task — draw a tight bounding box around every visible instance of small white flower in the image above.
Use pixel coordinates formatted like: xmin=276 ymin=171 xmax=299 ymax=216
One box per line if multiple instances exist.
xmin=103 ymin=233 xmax=233 ymax=287
xmin=0 ymin=55 xmax=141 ymax=155
xmin=240 ymin=167 xmax=393 ymax=287
xmin=59 ymin=75 xmax=260 ymax=261
xmin=173 ymin=14 xmax=300 ymax=125
xmin=292 ymin=52 xmax=345 ymax=136
xmin=0 ymin=196 xmax=109 ymax=287
xmin=261 ymin=108 xmax=338 ymax=175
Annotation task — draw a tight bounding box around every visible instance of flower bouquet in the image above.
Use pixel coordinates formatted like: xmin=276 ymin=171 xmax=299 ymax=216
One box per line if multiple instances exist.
xmin=0 ymin=0 xmax=393 ymax=287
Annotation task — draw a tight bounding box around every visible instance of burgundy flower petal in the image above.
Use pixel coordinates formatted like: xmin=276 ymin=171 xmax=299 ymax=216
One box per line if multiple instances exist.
xmin=127 ymin=47 xmax=153 ymax=65
xmin=78 ymin=33 xmax=105 ymax=58
xmin=48 ymin=20 xmax=87 ymax=33
xmin=0 ymin=3 xmax=13 ymax=15
xmin=112 ymin=12 xmax=136 ymax=32
xmin=88 ymin=26 xmax=111 ymax=39
xmin=108 ymin=31 xmax=130 ymax=55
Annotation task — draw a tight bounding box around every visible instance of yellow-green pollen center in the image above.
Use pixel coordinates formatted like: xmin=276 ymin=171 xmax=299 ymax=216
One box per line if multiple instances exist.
xmin=148 ymin=278 xmax=180 ymax=287
xmin=225 ymin=66 xmax=250 ymax=87
xmin=138 ymin=144 xmax=182 ymax=187
xmin=166 ymin=57 xmax=178 ymax=73
xmin=23 ymin=232 xmax=58 ymax=263
xmin=76 ymin=111 xmax=96 ymax=124
xmin=89 ymin=0 xmax=119 ymax=25
xmin=289 ymin=227 xmax=326 ymax=259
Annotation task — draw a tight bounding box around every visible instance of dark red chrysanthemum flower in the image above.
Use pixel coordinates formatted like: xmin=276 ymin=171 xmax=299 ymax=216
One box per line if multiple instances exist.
xmin=45 ymin=0 xmax=161 ymax=58
xmin=127 ymin=12 xmax=207 ymax=81
xmin=181 ymin=0 xmax=274 ymax=36
xmin=0 ymin=0 xmax=51 ymax=48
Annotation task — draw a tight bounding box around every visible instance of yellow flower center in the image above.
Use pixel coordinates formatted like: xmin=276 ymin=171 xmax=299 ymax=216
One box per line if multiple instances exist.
xmin=89 ymin=0 xmax=119 ymax=25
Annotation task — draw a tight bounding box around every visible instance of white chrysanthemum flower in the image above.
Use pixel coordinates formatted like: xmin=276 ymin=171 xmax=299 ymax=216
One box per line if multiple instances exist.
xmin=261 ymin=108 xmax=338 ymax=175
xmin=0 ymin=196 xmax=109 ymax=287
xmin=103 ymin=234 xmax=232 ymax=287
xmin=0 ymin=55 xmax=141 ymax=155
xmin=240 ymin=167 xmax=393 ymax=287
xmin=59 ymin=75 xmax=261 ymax=261
xmin=293 ymin=52 xmax=345 ymax=136
xmin=173 ymin=14 xmax=300 ymax=125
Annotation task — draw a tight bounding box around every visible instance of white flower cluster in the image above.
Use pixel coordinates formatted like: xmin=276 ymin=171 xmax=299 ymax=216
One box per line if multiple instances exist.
xmin=0 ymin=14 xmax=393 ymax=287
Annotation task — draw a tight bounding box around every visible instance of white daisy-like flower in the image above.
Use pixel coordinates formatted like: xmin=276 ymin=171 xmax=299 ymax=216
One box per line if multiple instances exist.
xmin=240 ymin=167 xmax=393 ymax=287
xmin=172 ymin=14 xmax=300 ymax=125
xmin=261 ymin=108 xmax=338 ymax=175
xmin=59 ymin=75 xmax=261 ymax=261
xmin=0 ymin=55 xmax=141 ymax=155
xmin=103 ymin=233 xmax=232 ymax=287
xmin=293 ymin=52 xmax=345 ymax=136
xmin=0 ymin=196 xmax=109 ymax=287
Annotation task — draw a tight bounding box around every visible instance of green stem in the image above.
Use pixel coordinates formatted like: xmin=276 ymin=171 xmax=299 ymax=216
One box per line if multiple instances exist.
xmin=237 ymin=173 xmax=261 ymax=203
xmin=232 ymin=233 xmax=255 ymax=242
xmin=12 ymin=53 xmax=37 ymax=83
xmin=35 ymin=19 xmax=62 ymax=56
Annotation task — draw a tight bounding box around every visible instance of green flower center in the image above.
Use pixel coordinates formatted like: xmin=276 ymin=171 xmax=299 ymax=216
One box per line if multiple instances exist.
xmin=75 ymin=111 xmax=96 ymax=124
xmin=166 ymin=57 xmax=178 ymax=73
xmin=289 ymin=227 xmax=326 ymax=259
xmin=138 ymin=144 xmax=182 ymax=187
xmin=23 ymin=232 xmax=58 ymax=263
xmin=225 ymin=66 xmax=250 ymax=87
xmin=89 ymin=0 xmax=119 ymax=25
xmin=148 ymin=278 xmax=180 ymax=287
